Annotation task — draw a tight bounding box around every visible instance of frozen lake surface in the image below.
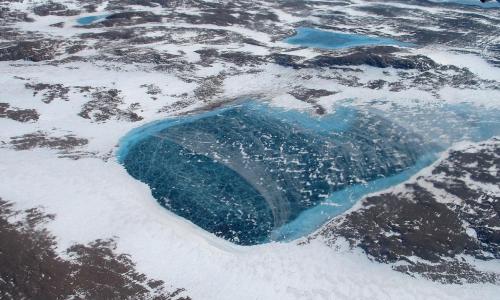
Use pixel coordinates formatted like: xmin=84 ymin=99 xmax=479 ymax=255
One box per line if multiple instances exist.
xmin=119 ymin=102 xmax=438 ymax=245
xmin=285 ymin=27 xmax=411 ymax=50
xmin=76 ymin=14 xmax=108 ymax=25
xmin=118 ymin=101 xmax=500 ymax=245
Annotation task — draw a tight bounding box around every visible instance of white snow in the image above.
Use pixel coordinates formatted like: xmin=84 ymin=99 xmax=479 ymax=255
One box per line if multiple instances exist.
xmin=0 ymin=148 xmax=499 ymax=300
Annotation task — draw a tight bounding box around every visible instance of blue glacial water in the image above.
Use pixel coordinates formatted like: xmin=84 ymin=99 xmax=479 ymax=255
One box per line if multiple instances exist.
xmin=285 ymin=27 xmax=411 ymax=50
xmin=272 ymin=103 xmax=500 ymax=241
xmin=270 ymin=153 xmax=438 ymax=241
xmin=119 ymin=102 xmax=437 ymax=245
xmin=76 ymin=14 xmax=108 ymax=25
xmin=428 ymin=0 xmax=500 ymax=8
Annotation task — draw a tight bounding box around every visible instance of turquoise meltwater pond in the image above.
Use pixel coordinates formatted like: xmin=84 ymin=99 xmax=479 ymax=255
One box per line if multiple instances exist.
xmin=284 ymin=27 xmax=411 ymax=50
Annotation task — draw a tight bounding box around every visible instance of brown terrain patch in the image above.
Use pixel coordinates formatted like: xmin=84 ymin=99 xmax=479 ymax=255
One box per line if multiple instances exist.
xmin=25 ymin=82 xmax=70 ymax=103
xmin=193 ymin=73 xmax=225 ymax=101
xmin=0 ymin=103 xmax=39 ymax=122
xmin=0 ymin=197 xmax=190 ymax=300
xmin=289 ymin=88 xmax=336 ymax=115
xmin=0 ymin=40 xmax=62 ymax=62
xmin=311 ymin=138 xmax=500 ymax=284
xmin=9 ymin=131 xmax=88 ymax=151
xmin=5 ymin=131 xmax=95 ymax=160
xmin=33 ymin=2 xmax=80 ymax=16
xmin=79 ymin=88 xmax=143 ymax=122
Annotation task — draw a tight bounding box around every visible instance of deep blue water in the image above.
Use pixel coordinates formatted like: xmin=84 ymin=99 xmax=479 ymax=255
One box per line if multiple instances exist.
xmin=271 ymin=152 xmax=438 ymax=241
xmin=285 ymin=27 xmax=411 ymax=50
xmin=119 ymin=102 xmax=435 ymax=245
xmin=118 ymin=102 xmax=500 ymax=245
xmin=428 ymin=0 xmax=500 ymax=8
xmin=76 ymin=15 xmax=108 ymax=25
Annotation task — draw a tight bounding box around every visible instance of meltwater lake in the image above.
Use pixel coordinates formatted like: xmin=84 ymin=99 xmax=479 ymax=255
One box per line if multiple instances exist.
xmin=285 ymin=27 xmax=411 ymax=50
xmin=76 ymin=14 xmax=108 ymax=25
xmin=117 ymin=101 xmax=500 ymax=245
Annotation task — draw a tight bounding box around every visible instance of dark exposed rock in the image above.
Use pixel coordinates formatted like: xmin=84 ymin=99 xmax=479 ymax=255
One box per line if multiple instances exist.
xmin=0 ymin=103 xmax=39 ymax=123
xmin=98 ymin=11 xmax=162 ymax=27
xmin=305 ymin=52 xmax=437 ymax=71
xmin=158 ymin=98 xmax=193 ymax=113
xmin=218 ymin=51 xmax=266 ymax=67
xmin=388 ymin=81 xmax=405 ymax=92
xmin=405 ymin=28 xmax=465 ymax=46
xmin=288 ymin=88 xmax=335 ymax=115
xmin=80 ymin=26 xmax=238 ymax=46
xmin=50 ymin=22 xmax=65 ymax=28
xmin=179 ymin=9 xmax=247 ymax=27
xmin=270 ymin=53 xmax=303 ymax=69
xmin=110 ymin=47 xmax=179 ymax=64
xmin=394 ymin=260 xmax=498 ymax=284
xmin=83 ymin=4 xmax=98 ymax=13
xmin=366 ymin=79 xmax=386 ymax=90
xmin=107 ymin=0 xmax=177 ymax=9
xmin=431 ymin=145 xmax=500 ymax=257
xmin=175 ymin=3 xmax=279 ymax=28
xmin=79 ymin=88 xmax=143 ymax=122
xmin=33 ymin=2 xmax=80 ymax=16
xmin=289 ymin=88 xmax=336 ymax=103
xmin=0 ymin=197 xmax=190 ymax=300
xmin=242 ymin=38 xmax=267 ymax=47
xmin=25 ymin=82 xmax=70 ymax=103
xmin=0 ymin=8 xmax=34 ymax=25
xmin=65 ymin=43 xmax=86 ymax=54
xmin=80 ymin=29 xmax=137 ymax=40
xmin=193 ymin=74 xmax=225 ymax=101
xmin=9 ymin=131 xmax=88 ymax=151
xmin=311 ymin=138 xmax=500 ymax=284
xmin=195 ymin=48 xmax=219 ymax=66
xmin=326 ymin=184 xmax=480 ymax=262
xmin=141 ymin=84 xmax=162 ymax=96
xmin=312 ymin=105 xmax=326 ymax=115
xmin=357 ymin=5 xmax=410 ymax=18
xmin=0 ymin=40 xmax=62 ymax=62
xmin=278 ymin=0 xmax=311 ymax=11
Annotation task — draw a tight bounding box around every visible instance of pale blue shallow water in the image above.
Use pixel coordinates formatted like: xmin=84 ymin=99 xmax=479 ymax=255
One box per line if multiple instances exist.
xmin=117 ymin=106 xmax=235 ymax=162
xmin=76 ymin=14 xmax=108 ymax=25
xmin=271 ymin=103 xmax=500 ymax=241
xmin=117 ymin=103 xmax=358 ymax=163
xmin=270 ymin=153 xmax=438 ymax=242
xmin=285 ymin=27 xmax=411 ymax=50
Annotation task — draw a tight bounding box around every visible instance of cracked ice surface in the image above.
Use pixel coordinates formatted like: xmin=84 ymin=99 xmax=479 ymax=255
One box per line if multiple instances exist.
xmin=120 ymin=102 xmax=434 ymax=245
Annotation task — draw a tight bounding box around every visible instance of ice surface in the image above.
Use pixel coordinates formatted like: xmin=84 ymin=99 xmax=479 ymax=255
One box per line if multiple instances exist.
xmin=76 ymin=14 xmax=108 ymax=25
xmin=384 ymin=103 xmax=500 ymax=147
xmin=120 ymin=102 xmax=431 ymax=245
xmin=285 ymin=27 xmax=411 ymax=50
xmin=271 ymin=152 xmax=438 ymax=241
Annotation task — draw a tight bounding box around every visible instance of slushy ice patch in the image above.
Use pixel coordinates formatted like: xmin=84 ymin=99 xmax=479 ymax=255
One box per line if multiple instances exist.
xmin=285 ymin=27 xmax=411 ymax=50
xmin=76 ymin=15 xmax=108 ymax=25
xmin=119 ymin=103 xmax=431 ymax=245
